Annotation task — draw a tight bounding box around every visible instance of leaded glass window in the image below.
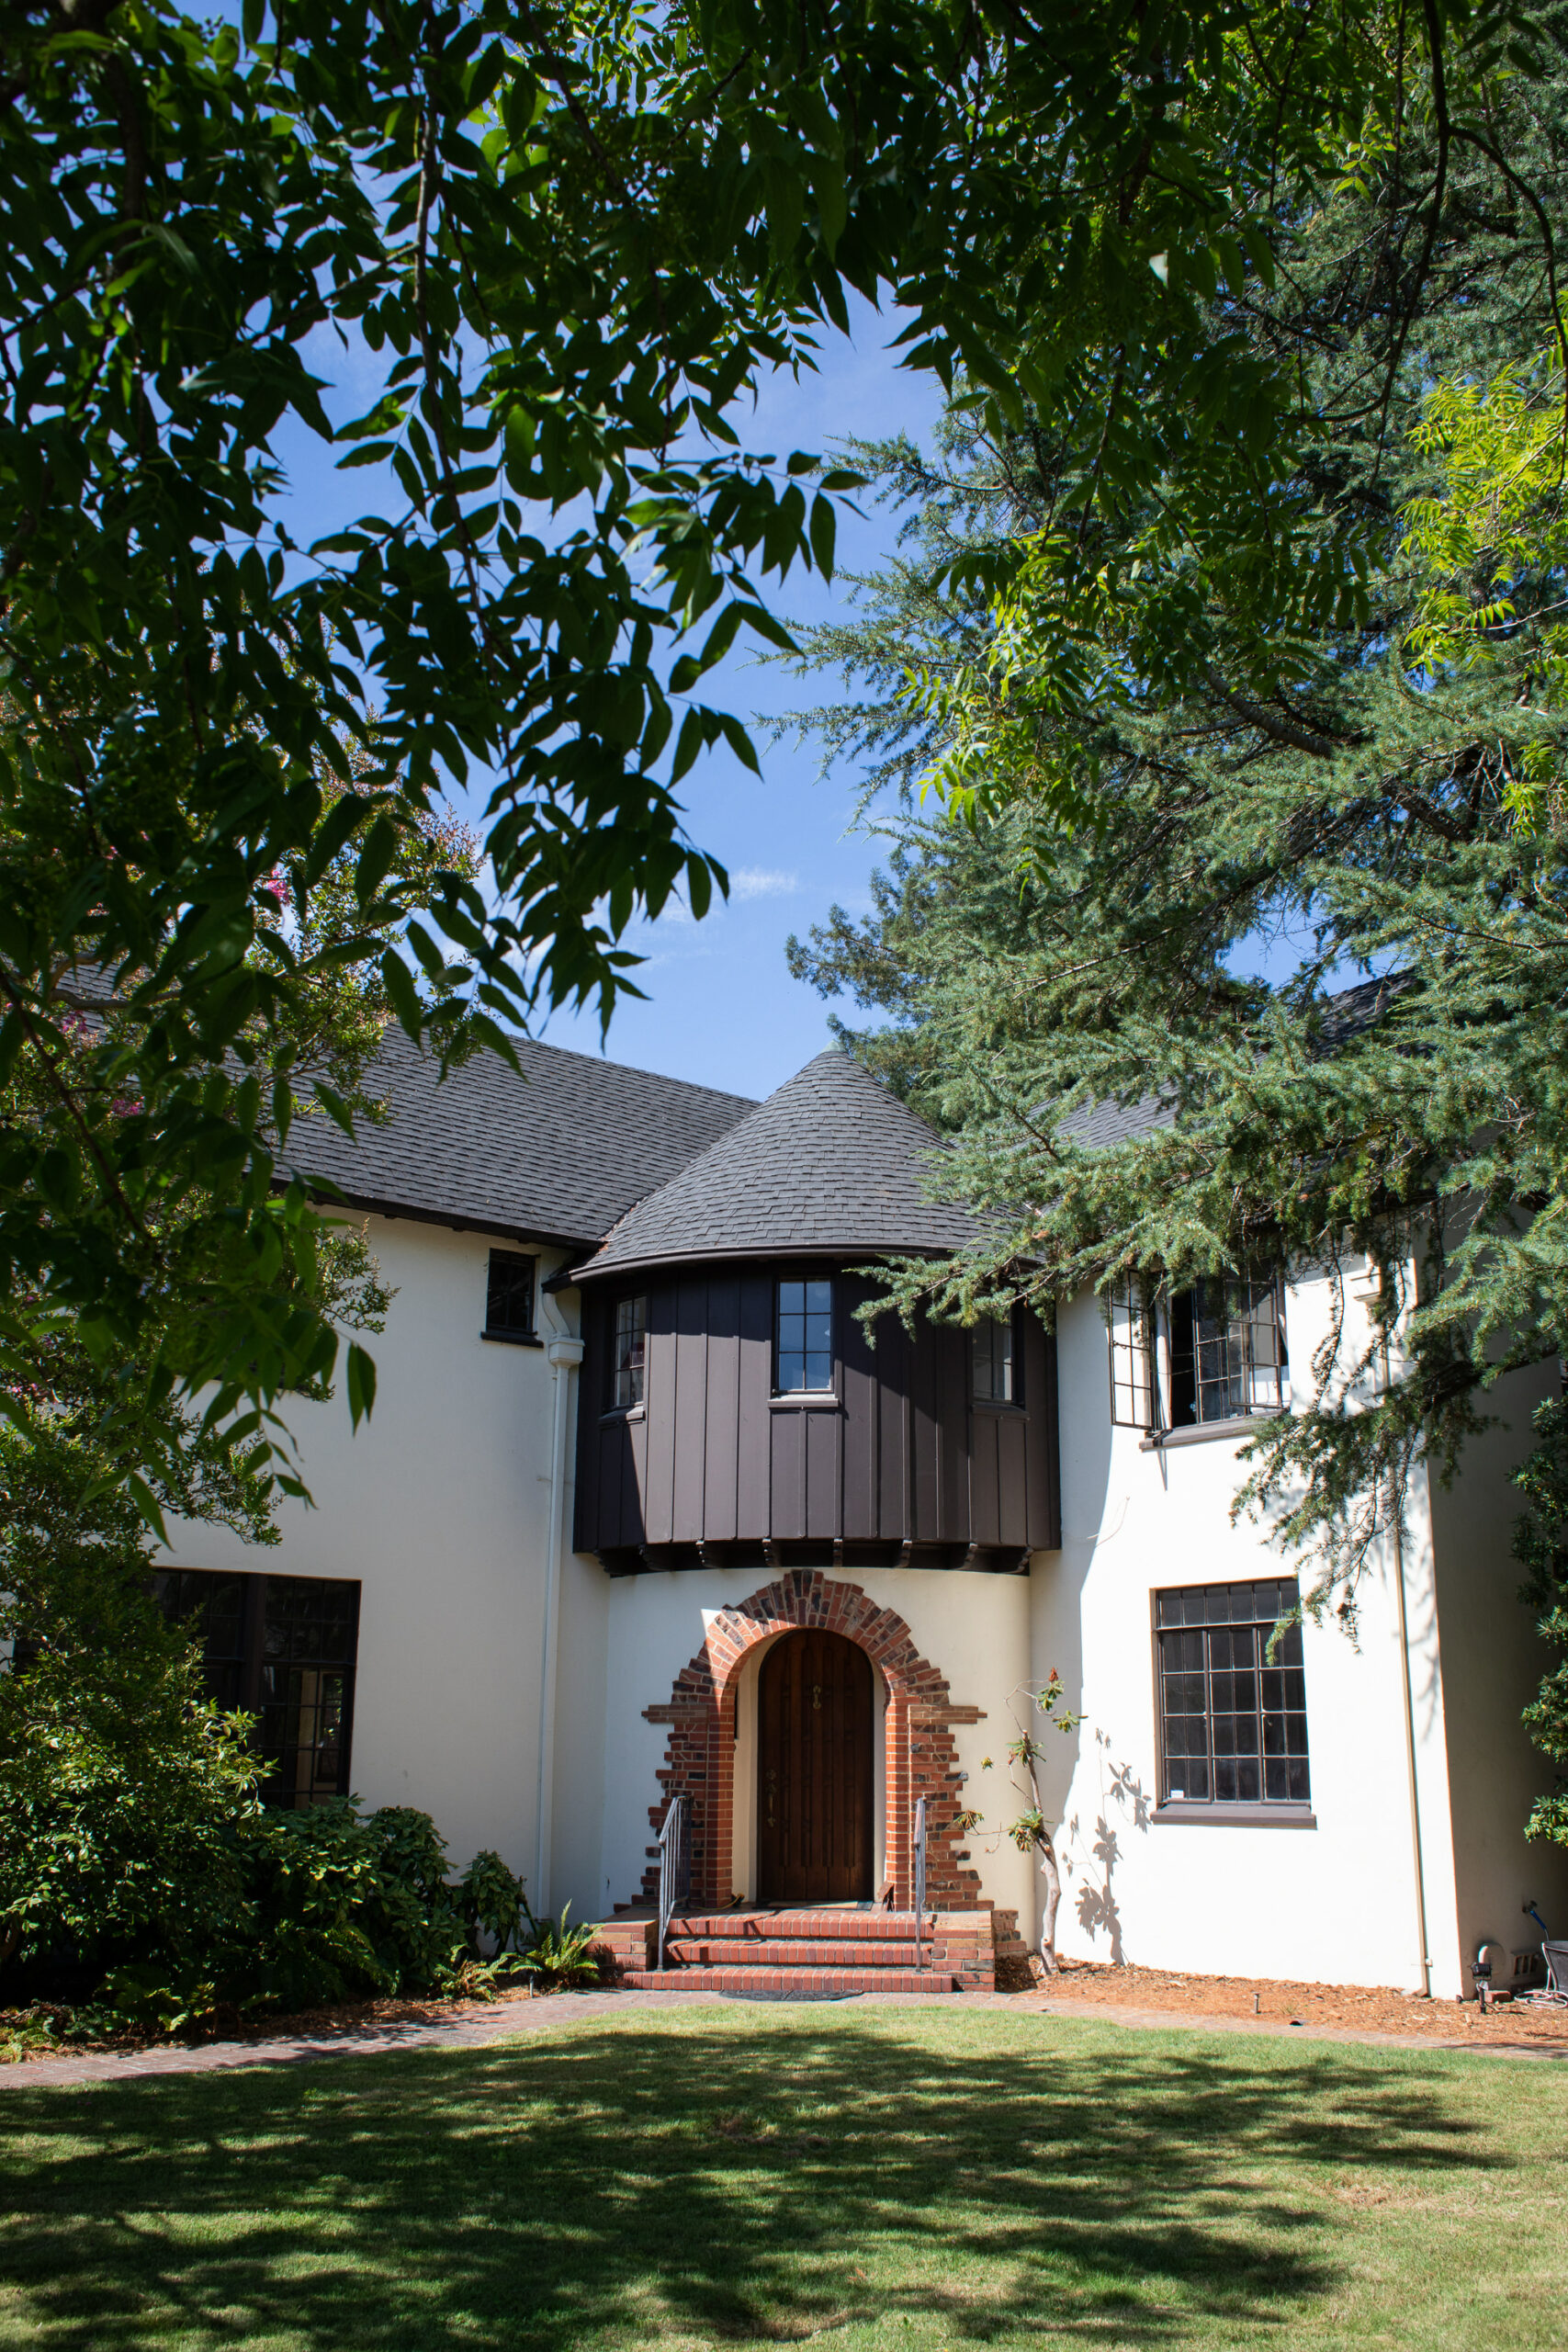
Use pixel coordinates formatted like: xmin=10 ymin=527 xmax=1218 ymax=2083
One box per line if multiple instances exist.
xmin=612 ymin=1295 xmax=647 ymax=1408
xmin=776 ymin=1277 xmax=833 ymax=1393
xmin=1155 ymin=1579 xmax=1310 ymax=1807
xmin=1168 ymin=1276 xmax=1288 ymax=1428
xmin=151 ymin=1567 xmax=360 ymax=1808
xmin=258 ymin=1577 xmax=359 ymax=1806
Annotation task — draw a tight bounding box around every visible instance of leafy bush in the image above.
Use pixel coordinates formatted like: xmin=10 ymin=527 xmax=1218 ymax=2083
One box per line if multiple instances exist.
xmin=518 ymin=1905 xmax=602 ymax=1988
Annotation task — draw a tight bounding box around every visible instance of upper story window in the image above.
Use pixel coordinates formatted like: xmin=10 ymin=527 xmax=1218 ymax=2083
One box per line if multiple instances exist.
xmin=1110 ymin=1272 xmax=1288 ymax=1432
xmin=612 ymin=1295 xmax=647 ymax=1408
xmin=972 ymin=1316 xmax=1017 ymax=1405
xmin=483 ymin=1249 xmax=536 ymax=1341
xmin=776 ymin=1276 xmax=832 ymax=1394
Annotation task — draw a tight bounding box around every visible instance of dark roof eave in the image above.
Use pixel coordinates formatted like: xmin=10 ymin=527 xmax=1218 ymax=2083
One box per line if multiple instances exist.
xmin=299 ymin=1182 xmax=592 ymax=1257
xmin=570 ymin=1239 xmax=964 ymax=1284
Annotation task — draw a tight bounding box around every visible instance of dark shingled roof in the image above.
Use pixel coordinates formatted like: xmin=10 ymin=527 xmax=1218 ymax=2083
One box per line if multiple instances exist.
xmin=1059 ymin=973 xmax=1407 ymax=1151
xmin=284 ymin=1025 xmax=755 ymax=1250
xmin=572 ymin=1047 xmax=980 ymax=1280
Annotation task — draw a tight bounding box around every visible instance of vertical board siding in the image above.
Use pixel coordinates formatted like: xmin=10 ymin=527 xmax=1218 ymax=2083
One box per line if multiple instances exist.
xmin=771 ymin=1403 xmax=807 ymax=1539
xmin=840 ymin=1278 xmax=879 ymax=1539
xmin=971 ymin=1409 xmax=1001 ymax=1547
xmin=574 ymin=1263 xmax=1062 ymax=1562
xmin=805 ymin=1401 xmax=841 ymax=1540
xmin=910 ymin=1311 xmax=940 ymax=1541
xmin=876 ymin=1309 xmax=911 ymax=1540
xmin=737 ymin=1272 xmax=773 ymax=1532
xmin=703 ymin=1272 xmax=741 ymax=1542
xmin=671 ymin=1275 xmax=709 ymax=1543
xmin=938 ymin=1323 xmax=968 ymax=1542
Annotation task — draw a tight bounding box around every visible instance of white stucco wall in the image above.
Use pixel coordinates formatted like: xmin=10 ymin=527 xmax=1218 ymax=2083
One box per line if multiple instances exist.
xmin=157 ymin=1214 xmax=579 ymax=1894
xmin=1032 ymin=1274 xmax=1474 ymax=1996
xmin=586 ymin=1565 xmax=1036 ymax=1922
xmin=1423 ymin=1360 xmax=1568 ymax=1977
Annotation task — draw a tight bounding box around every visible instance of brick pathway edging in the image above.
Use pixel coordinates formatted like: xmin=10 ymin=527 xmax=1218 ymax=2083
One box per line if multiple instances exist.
xmin=5 ymin=1984 xmax=1566 ymax=2089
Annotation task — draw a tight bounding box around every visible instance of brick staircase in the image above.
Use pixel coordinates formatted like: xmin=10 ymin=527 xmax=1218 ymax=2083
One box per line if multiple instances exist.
xmin=593 ymin=1905 xmax=996 ymax=1995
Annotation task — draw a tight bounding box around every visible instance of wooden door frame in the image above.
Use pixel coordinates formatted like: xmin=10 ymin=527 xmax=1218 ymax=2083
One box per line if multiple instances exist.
xmin=756 ymin=1627 xmax=875 ymax=1903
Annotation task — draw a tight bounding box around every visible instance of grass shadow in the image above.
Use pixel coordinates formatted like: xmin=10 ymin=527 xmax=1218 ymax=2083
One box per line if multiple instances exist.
xmin=0 ymin=2008 xmax=1523 ymax=2350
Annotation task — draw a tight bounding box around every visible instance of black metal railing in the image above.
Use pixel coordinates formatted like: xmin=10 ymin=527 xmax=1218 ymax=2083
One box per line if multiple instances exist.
xmin=913 ymin=1794 xmax=927 ymax=1975
xmin=656 ymin=1793 xmax=691 ymax=1976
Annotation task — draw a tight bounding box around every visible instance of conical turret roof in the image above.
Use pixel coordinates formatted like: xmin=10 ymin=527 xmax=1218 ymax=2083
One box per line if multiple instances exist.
xmin=571 ymin=1047 xmax=980 ymax=1280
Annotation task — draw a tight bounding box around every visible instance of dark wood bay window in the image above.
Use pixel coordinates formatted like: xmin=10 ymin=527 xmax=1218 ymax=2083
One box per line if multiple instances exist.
xmin=152 ymin=1569 xmax=360 ymax=1808
xmin=1154 ymin=1578 xmax=1312 ymax=1818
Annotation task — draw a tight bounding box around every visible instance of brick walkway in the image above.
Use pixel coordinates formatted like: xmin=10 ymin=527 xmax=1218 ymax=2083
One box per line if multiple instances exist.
xmin=5 ymin=1983 xmax=1567 ymax=2087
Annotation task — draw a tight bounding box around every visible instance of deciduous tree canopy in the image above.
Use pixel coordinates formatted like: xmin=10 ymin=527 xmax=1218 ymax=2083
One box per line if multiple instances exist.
xmin=2 ymin=0 xmax=1547 ymax=1470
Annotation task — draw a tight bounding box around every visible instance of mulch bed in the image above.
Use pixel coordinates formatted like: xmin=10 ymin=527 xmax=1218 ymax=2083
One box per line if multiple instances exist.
xmin=1028 ymin=1954 xmax=1568 ymax=2044
xmin=0 ymin=1979 xmax=557 ymax=2065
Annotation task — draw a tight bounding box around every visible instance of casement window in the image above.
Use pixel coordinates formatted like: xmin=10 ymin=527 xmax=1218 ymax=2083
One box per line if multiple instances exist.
xmin=611 ymin=1294 xmax=647 ymax=1408
xmin=776 ymin=1276 xmax=833 ymax=1394
xmin=972 ymin=1316 xmax=1018 ymax=1404
xmin=1110 ymin=1272 xmax=1289 ymax=1432
xmin=483 ymin=1248 xmax=536 ymax=1341
xmin=151 ymin=1569 xmax=360 ymax=1809
xmin=1155 ymin=1578 xmax=1310 ymax=1811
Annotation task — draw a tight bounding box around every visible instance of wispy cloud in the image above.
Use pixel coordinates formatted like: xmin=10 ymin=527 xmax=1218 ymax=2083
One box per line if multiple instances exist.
xmin=730 ymin=866 xmax=798 ymax=902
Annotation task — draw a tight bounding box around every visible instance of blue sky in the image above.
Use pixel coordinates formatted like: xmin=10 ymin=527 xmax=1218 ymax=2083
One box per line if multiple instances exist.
xmin=277 ymin=302 xmax=949 ymax=1106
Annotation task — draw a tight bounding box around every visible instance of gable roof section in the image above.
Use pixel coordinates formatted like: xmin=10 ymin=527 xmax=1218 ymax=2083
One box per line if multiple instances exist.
xmin=573 ymin=1046 xmax=981 ymax=1280
xmin=284 ymin=1025 xmax=755 ymax=1250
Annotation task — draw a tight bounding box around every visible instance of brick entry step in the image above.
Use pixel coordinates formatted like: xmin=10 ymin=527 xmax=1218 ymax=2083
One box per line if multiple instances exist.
xmin=594 ymin=1906 xmax=996 ymax=1996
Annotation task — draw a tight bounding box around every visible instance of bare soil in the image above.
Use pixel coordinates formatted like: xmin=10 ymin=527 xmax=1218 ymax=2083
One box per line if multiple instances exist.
xmin=1027 ymin=1952 xmax=1568 ymax=2043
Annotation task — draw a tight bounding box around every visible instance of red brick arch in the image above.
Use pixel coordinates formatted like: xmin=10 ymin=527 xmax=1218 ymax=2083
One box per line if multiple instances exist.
xmin=638 ymin=1570 xmax=985 ymax=1912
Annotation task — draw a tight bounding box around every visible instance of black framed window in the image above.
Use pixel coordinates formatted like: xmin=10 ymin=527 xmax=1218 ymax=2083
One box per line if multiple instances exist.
xmin=259 ymin=1577 xmax=359 ymax=1807
xmin=776 ymin=1276 xmax=833 ymax=1393
xmin=152 ymin=1568 xmax=360 ymax=1808
xmin=972 ymin=1317 xmax=1017 ymax=1404
xmin=484 ymin=1249 xmax=536 ymax=1340
xmin=1168 ymin=1275 xmax=1288 ymax=1428
xmin=612 ymin=1295 xmax=647 ymax=1408
xmin=1110 ymin=1272 xmax=1288 ymax=1431
xmin=1155 ymin=1578 xmax=1310 ymax=1807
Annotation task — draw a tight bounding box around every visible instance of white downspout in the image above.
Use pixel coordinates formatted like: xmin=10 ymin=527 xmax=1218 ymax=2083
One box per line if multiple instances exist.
xmin=536 ymin=1272 xmax=583 ymax=1916
xmin=1378 ymin=1290 xmax=1432 ymax=2000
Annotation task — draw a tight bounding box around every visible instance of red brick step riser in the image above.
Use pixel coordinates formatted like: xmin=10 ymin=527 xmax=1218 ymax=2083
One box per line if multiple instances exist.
xmin=621 ymin=1966 xmax=959 ymax=1995
xmin=664 ymin=1939 xmax=924 ymax=1968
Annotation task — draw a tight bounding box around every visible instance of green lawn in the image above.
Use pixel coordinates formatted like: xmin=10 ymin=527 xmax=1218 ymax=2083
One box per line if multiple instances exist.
xmin=2 ymin=2006 xmax=1566 ymax=2350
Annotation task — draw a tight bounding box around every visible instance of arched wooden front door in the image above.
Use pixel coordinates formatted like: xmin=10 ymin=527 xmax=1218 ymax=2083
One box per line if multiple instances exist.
xmin=758 ymin=1629 xmax=874 ymax=1903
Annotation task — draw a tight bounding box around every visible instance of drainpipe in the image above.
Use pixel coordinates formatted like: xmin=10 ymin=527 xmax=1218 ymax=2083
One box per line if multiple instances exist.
xmin=535 ymin=1301 xmax=583 ymax=1916
xmin=1384 ymin=1329 xmax=1433 ymax=1999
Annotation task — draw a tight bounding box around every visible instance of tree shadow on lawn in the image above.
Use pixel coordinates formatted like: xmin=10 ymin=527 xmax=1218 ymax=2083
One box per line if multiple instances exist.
xmin=0 ymin=2015 xmax=1506 ymax=2350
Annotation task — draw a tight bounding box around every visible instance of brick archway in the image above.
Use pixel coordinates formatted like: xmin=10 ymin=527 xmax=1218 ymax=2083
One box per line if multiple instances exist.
xmin=638 ymin=1570 xmax=985 ymax=1912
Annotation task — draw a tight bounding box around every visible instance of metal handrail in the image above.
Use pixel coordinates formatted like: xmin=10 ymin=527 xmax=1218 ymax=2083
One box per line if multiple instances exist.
xmin=656 ymin=1793 xmax=690 ymax=1977
xmin=913 ymin=1795 xmax=927 ymax=1975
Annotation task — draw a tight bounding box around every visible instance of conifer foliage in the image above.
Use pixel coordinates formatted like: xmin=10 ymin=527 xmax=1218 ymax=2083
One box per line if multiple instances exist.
xmin=785 ymin=37 xmax=1568 ymax=1832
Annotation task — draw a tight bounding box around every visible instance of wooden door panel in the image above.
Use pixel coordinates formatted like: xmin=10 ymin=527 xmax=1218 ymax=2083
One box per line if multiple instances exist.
xmin=758 ymin=1631 xmax=874 ymax=1903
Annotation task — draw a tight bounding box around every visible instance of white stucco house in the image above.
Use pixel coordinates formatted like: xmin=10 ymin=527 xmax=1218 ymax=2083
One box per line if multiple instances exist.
xmin=155 ymin=1032 xmax=1568 ymax=1998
